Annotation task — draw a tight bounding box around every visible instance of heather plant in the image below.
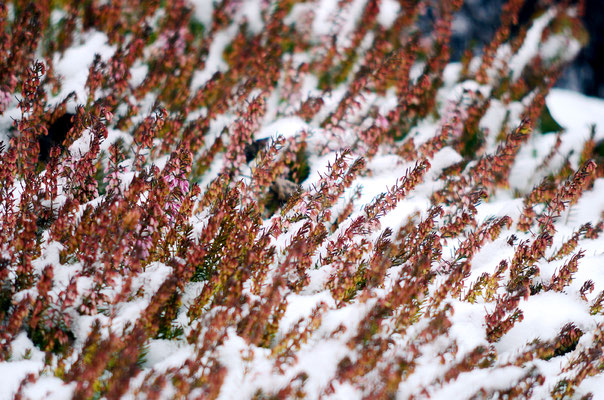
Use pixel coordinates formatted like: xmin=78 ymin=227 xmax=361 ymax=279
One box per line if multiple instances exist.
xmin=0 ymin=0 xmax=603 ymax=398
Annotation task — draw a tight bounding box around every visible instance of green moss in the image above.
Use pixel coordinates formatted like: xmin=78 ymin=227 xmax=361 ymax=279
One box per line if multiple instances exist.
xmin=460 ymin=127 xmax=485 ymax=159
xmin=94 ymin=155 xmax=108 ymax=196
xmin=594 ymin=139 xmax=604 ymax=157
xmin=288 ymin=144 xmax=310 ymax=184
xmin=155 ymin=292 xmax=183 ymax=339
xmin=188 ymin=17 xmax=205 ymax=38
xmin=147 ymin=30 xmax=158 ymax=45
xmin=28 ymin=318 xmax=75 ymax=355
xmin=551 ymin=379 xmax=573 ymax=399
xmin=0 ymin=285 xmax=13 ymax=319
xmin=539 ymin=103 xmax=563 ymax=134
xmin=222 ymin=43 xmax=235 ymax=65
xmin=136 ymin=342 xmax=150 ymax=368
xmin=332 ymin=54 xmax=357 ymax=85
xmin=192 ymin=212 xmax=236 ymax=281
xmin=317 ymin=70 xmax=333 ymax=91
xmin=340 ymin=268 xmax=367 ymax=302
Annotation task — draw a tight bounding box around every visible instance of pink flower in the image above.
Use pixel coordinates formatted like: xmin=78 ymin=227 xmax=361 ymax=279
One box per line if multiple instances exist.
xmin=164 ymin=168 xmax=190 ymax=223
xmin=0 ymin=90 xmax=12 ymax=113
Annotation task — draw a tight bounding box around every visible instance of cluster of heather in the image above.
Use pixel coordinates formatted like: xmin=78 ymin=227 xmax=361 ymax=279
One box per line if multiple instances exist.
xmin=1 ymin=0 xmax=604 ymax=398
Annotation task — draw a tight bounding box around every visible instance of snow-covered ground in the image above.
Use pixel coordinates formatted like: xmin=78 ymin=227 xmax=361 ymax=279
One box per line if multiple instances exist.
xmin=1 ymin=1 xmax=603 ymax=399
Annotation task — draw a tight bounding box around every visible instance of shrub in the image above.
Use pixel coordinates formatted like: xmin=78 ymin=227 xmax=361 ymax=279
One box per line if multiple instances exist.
xmin=0 ymin=0 xmax=603 ymax=398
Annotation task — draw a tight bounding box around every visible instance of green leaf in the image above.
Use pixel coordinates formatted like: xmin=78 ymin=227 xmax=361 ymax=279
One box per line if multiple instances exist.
xmin=539 ymin=104 xmax=563 ymax=134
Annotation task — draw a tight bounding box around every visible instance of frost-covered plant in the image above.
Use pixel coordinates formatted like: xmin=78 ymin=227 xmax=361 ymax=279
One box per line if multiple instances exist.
xmin=0 ymin=0 xmax=602 ymax=398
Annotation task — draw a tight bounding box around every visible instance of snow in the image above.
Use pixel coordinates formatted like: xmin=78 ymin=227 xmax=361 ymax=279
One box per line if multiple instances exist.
xmin=238 ymin=0 xmax=264 ymax=34
xmin=20 ymin=377 xmax=75 ymax=400
xmin=509 ymin=9 xmax=556 ymax=81
xmin=129 ymin=62 xmax=149 ymax=87
xmin=190 ymin=26 xmax=238 ymax=91
xmin=2 ymin=1 xmax=604 ymax=399
xmin=337 ymin=0 xmax=368 ymax=48
xmin=579 ymin=374 xmax=604 ymax=399
xmin=279 ymin=291 xmax=334 ymax=335
xmin=312 ymin=0 xmax=339 ymax=36
xmin=0 ymin=334 xmax=46 ymax=400
xmin=377 ymin=0 xmax=401 ymax=29
xmin=190 ymin=0 xmax=214 ymax=29
xmin=256 ymin=116 xmax=310 ymax=141
xmin=52 ymin=31 xmax=116 ymax=104
xmin=548 ymin=89 xmax=604 ymax=137
xmin=496 ymin=291 xmax=592 ymax=353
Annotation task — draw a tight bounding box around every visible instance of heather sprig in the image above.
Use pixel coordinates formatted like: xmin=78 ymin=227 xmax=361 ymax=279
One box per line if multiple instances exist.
xmin=0 ymin=0 xmax=602 ymax=398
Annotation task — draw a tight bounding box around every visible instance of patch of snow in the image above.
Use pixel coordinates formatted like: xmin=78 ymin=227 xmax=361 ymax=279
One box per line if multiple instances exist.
xmin=52 ymin=31 xmax=116 ymax=104
xmin=376 ymin=0 xmax=400 ymax=28
xmin=190 ymin=26 xmax=238 ymax=91
xmin=509 ymin=9 xmax=556 ymax=81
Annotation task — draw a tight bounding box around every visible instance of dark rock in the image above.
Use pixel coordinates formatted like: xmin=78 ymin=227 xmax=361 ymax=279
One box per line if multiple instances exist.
xmin=594 ymin=138 xmax=604 ymax=158
xmin=269 ymin=177 xmax=299 ymax=205
xmin=38 ymin=112 xmax=74 ymax=163
xmin=244 ymin=137 xmax=271 ymax=163
xmin=561 ymin=0 xmax=604 ymax=98
xmin=262 ymin=177 xmax=301 ymax=217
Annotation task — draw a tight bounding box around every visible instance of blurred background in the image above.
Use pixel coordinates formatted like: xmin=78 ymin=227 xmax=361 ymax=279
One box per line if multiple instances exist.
xmin=449 ymin=0 xmax=604 ymax=98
